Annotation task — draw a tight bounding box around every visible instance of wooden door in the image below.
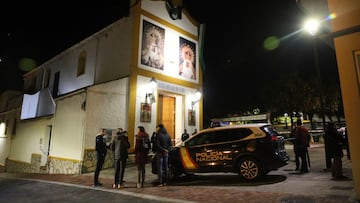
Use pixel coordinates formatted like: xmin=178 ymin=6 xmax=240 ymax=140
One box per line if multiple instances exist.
xmin=157 ymin=94 xmax=175 ymax=145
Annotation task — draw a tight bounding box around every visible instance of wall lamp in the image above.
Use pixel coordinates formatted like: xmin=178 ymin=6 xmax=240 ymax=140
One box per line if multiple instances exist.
xmin=191 ymin=89 xmax=202 ymax=108
xmin=165 ymin=0 xmax=183 ymax=20
xmin=145 ymin=77 xmax=157 ymax=104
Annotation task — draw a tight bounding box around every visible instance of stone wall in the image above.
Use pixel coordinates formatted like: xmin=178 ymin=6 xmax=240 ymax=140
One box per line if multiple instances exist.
xmin=82 ymin=149 xmax=136 ymax=174
xmin=6 ymin=154 xmax=41 ymax=173
xmin=3 ymin=150 xmax=138 ymax=175
xmin=48 ymin=157 xmax=81 ymax=174
xmin=82 ymin=149 xmax=114 ymax=173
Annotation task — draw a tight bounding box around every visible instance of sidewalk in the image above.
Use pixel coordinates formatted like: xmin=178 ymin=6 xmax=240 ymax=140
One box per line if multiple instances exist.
xmin=1 ymin=144 xmax=357 ymax=203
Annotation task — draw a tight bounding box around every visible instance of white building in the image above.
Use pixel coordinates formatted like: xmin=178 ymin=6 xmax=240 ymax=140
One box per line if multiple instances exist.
xmin=0 ymin=0 xmax=203 ymax=174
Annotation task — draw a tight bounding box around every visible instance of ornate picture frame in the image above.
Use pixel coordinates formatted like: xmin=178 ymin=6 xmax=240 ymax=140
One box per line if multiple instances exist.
xmin=140 ymin=103 xmax=151 ymax=123
xmin=188 ymin=109 xmax=195 ymax=126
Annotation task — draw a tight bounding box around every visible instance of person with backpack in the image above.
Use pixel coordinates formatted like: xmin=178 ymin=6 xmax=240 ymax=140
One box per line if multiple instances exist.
xmin=134 ymin=126 xmax=151 ymax=188
xmin=110 ymin=129 xmax=130 ymax=189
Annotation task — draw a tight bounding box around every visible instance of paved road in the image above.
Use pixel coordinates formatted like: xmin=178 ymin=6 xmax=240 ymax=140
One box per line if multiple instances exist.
xmin=0 ymin=144 xmax=357 ymax=203
xmin=0 ymin=177 xmax=193 ymax=203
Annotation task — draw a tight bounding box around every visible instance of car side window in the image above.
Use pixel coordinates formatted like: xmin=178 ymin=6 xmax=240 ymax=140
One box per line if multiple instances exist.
xmin=186 ymin=128 xmax=254 ymax=146
xmin=212 ymin=128 xmax=253 ymax=143
xmin=235 ymin=128 xmax=253 ymax=140
xmin=187 ymin=132 xmax=209 ymax=146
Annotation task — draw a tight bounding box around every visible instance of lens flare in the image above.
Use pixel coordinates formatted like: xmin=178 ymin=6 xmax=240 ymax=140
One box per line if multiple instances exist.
xmin=263 ymin=36 xmax=280 ymax=51
xmin=18 ymin=58 xmax=37 ymax=71
xmin=327 ymin=12 xmax=337 ymax=20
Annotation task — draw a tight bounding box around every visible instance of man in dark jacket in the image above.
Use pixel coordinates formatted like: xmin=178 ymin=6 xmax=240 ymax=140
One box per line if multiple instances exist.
xmin=324 ymin=122 xmax=346 ymax=179
xmin=181 ymin=129 xmax=190 ymax=142
xmin=110 ymin=129 xmax=130 ymax=188
xmin=94 ymin=129 xmax=107 ymax=186
xmin=155 ymin=124 xmax=172 ymax=186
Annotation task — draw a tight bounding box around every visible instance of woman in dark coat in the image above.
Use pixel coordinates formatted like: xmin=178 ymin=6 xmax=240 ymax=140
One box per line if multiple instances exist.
xmin=134 ymin=126 xmax=150 ymax=188
xmin=324 ymin=122 xmax=345 ymax=179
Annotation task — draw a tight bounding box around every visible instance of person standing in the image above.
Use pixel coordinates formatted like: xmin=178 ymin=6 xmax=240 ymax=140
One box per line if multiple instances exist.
xmin=134 ymin=126 xmax=151 ymax=188
xmin=155 ymin=124 xmax=172 ymax=186
xmin=323 ymin=126 xmax=333 ymax=171
xmin=181 ymin=129 xmax=190 ymax=142
xmin=324 ymin=122 xmax=346 ymax=180
xmin=94 ymin=128 xmax=107 ymax=187
xmin=289 ymin=124 xmax=300 ymax=171
xmin=110 ymin=129 xmax=130 ymax=189
xmin=294 ymin=120 xmax=311 ymax=173
xmin=151 ymin=131 xmax=158 ymax=153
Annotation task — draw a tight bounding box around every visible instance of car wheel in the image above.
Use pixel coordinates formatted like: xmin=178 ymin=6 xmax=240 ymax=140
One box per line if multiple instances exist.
xmin=238 ymin=157 xmax=261 ymax=181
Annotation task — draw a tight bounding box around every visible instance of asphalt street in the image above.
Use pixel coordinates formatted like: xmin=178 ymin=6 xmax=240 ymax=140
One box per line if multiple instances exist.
xmin=0 ymin=143 xmax=356 ymax=203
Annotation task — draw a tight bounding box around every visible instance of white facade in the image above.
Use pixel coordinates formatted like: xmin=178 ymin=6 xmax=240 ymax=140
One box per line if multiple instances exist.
xmin=0 ymin=0 xmax=202 ymax=174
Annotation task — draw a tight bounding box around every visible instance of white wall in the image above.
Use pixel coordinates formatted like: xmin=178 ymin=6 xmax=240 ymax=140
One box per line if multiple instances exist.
xmin=0 ymin=132 xmax=11 ymax=166
xmin=9 ymin=118 xmax=53 ymax=163
xmin=84 ymin=78 xmax=129 ymax=149
xmin=95 ymin=17 xmax=134 ymax=84
xmin=141 ymin=0 xmax=198 ymax=36
xmin=45 ymin=40 xmax=97 ymax=96
xmin=50 ymin=93 xmax=86 ymax=161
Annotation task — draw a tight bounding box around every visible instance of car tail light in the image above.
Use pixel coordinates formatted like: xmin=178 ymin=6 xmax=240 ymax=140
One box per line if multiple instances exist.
xmin=270 ymin=135 xmax=279 ymax=141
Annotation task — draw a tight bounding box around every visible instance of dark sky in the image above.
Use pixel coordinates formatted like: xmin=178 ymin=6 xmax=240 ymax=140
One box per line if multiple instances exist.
xmin=0 ymin=1 xmax=339 ymax=124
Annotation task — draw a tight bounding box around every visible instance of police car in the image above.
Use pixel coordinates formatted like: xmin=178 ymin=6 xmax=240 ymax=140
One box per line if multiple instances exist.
xmin=152 ymin=123 xmax=289 ymax=181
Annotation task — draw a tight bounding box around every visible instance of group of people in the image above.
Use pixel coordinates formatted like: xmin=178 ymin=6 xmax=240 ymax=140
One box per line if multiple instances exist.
xmin=290 ymin=120 xmax=346 ymax=180
xmin=93 ymin=124 xmax=172 ymax=188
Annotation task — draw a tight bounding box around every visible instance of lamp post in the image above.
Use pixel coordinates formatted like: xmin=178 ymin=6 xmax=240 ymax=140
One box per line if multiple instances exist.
xmin=304 ymin=18 xmax=329 ymax=169
xmin=191 ymin=89 xmax=202 ymax=109
xmin=303 ymin=18 xmax=326 ymax=131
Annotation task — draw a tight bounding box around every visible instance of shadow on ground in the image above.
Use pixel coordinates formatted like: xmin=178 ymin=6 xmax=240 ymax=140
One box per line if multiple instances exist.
xmin=169 ymin=173 xmax=287 ymax=187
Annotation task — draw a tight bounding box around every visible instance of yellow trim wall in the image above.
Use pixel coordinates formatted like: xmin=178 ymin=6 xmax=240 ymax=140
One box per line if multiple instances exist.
xmin=328 ymin=0 xmax=360 ymax=200
xmin=127 ymin=0 xmax=203 ymax=147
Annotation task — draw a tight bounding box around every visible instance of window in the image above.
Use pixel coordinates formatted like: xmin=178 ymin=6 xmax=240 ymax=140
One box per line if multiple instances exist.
xmin=12 ymin=118 xmax=17 ymax=135
xmin=52 ymin=71 xmax=60 ymax=98
xmin=44 ymin=69 xmax=51 ymax=88
xmin=77 ymin=50 xmax=87 ymax=76
xmin=187 ymin=132 xmax=210 ymax=146
xmin=262 ymin=125 xmax=279 ymax=137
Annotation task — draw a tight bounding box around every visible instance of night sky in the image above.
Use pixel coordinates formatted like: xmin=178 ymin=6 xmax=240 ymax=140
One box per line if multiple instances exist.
xmin=0 ymin=1 xmax=339 ymax=125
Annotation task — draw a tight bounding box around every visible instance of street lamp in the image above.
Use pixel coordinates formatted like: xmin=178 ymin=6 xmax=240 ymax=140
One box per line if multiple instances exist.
xmin=303 ymin=18 xmax=326 ymax=131
xmin=304 ymin=18 xmax=329 ymax=169
xmin=191 ymin=89 xmax=202 ymax=109
xmin=145 ymin=77 xmax=157 ymax=104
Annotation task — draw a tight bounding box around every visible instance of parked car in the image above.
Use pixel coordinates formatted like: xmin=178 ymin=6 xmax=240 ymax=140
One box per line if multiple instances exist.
xmin=152 ymin=123 xmax=289 ymax=182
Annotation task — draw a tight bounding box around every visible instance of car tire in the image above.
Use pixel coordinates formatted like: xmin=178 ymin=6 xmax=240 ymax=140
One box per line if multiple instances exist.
xmin=238 ymin=157 xmax=262 ymax=181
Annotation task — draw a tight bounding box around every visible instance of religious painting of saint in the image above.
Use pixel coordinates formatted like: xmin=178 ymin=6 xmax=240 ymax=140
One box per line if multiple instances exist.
xmin=179 ymin=37 xmax=196 ymax=80
xmin=140 ymin=20 xmax=165 ymax=70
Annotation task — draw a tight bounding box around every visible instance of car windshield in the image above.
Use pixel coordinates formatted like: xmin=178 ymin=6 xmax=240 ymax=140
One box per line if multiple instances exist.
xmin=262 ymin=125 xmax=279 ymax=137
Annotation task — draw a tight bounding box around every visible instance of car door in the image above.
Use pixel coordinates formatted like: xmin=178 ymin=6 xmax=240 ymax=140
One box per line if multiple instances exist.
xmin=181 ymin=130 xmax=231 ymax=172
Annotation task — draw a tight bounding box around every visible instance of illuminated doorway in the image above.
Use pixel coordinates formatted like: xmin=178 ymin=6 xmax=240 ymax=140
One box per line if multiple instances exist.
xmin=157 ymin=93 xmax=184 ymax=145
